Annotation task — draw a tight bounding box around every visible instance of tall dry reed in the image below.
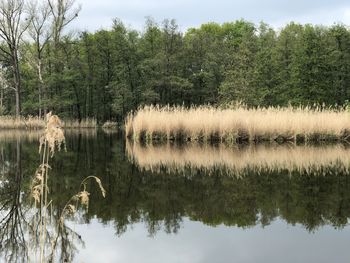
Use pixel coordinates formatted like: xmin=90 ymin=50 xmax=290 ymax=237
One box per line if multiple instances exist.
xmin=30 ymin=112 xmax=105 ymax=263
xmin=102 ymin=121 xmax=117 ymax=129
xmin=0 ymin=116 xmax=45 ymax=129
xmin=31 ymin=112 xmax=66 ymax=262
xmin=63 ymin=118 xmax=97 ymax=128
xmin=125 ymin=105 xmax=350 ymax=142
xmin=0 ymin=116 xmax=97 ymax=129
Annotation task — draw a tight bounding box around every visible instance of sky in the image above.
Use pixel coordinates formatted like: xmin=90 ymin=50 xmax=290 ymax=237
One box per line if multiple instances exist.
xmin=71 ymin=0 xmax=350 ymax=32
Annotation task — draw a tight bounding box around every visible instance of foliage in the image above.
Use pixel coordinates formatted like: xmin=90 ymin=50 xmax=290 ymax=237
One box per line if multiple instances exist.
xmin=1 ymin=15 xmax=350 ymax=121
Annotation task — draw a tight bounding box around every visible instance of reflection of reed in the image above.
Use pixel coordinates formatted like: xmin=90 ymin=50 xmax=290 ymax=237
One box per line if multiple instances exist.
xmin=0 ymin=130 xmax=41 ymax=142
xmin=0 ymin=129 xmax=97 ymax=143
xmin=126 ymin=141 xmax=350 ymax=175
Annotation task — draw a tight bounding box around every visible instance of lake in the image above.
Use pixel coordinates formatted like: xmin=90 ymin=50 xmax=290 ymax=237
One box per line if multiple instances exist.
xmin=1 ymin=130 xmax=350 ymax=263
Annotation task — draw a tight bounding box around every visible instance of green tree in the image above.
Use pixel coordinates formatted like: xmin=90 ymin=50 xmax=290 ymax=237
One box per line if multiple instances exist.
xmin=219 ymin=21 xmax=258 ymax=105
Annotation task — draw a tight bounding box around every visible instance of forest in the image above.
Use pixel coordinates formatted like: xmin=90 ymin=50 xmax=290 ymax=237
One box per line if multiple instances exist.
xmin=0 ymin=0 xmax=350 ymax=123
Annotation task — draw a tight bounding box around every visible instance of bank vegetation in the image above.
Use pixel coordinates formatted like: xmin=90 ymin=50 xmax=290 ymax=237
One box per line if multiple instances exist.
xmin=125 ymin=105 xmax=350 ymax=143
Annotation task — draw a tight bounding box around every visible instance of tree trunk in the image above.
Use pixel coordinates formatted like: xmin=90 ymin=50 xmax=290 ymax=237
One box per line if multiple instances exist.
xmin=15 ymin=86 xmax=20 ymax=117
xmin=37 ymin=59 xmax=47 ymax=118
xmin=13 ymin=52 xmax=21 ymax=117
xmin=0 ymin=81 xmax=3 ymax=109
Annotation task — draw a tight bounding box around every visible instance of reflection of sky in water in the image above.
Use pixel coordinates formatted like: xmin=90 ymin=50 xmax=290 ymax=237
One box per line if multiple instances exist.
xmin=73 ymin=217 xmax=350 ymax=263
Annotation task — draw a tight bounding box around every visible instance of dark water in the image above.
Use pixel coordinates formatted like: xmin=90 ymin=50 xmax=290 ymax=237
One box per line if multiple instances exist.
xmin=1 ymin=131 xmax=350 ymax=263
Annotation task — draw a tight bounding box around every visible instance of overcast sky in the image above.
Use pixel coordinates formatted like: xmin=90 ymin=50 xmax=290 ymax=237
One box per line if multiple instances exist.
xmin=72 ymin=0 xmax=350 ymax=32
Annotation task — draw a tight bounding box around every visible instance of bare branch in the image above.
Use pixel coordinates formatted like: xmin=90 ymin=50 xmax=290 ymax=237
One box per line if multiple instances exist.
xmin=0 ymin=0 xmax=28 ymax=116
xmin=47 ymin=0 xmax=81 ymax=44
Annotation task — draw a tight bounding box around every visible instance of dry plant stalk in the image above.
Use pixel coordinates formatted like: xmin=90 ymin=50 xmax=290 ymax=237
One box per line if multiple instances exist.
xmin=30 ymin=112 xmax=105 ymax=263
xmin=125 ymin=105 xmax=350 ymax=142
xmin=59 ymin=176 xmax=106 ymax=221
xmin=31 ymin=112 xmax=66 ymax=262
xmin=50 ymin=176 xmax=106 ymax=262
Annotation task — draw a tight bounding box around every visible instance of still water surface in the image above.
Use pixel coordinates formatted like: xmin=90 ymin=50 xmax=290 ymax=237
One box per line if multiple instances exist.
xmin=1 ymin=130 xmax=350 ymax=262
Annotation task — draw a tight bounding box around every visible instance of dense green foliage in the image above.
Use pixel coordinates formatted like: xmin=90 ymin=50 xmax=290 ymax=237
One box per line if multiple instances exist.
xmin=2 ymin=18 xmax=350 ymax=121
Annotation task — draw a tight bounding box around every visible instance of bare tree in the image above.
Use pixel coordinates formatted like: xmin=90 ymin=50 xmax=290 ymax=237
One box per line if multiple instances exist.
xmin=27 ymin=0 xmax=53 ymax=118
xmin=0 ymin=0 xmax=31 ymax=117
xmin=24 ymin=0 xmax=80 ymax=118
xmin=0 ymin=66 xmax=8 ymax=113
xmin=48 ymin=0 xmax=80 ymax=46
xmin=0 ymin=139 xmax=28 ymax=262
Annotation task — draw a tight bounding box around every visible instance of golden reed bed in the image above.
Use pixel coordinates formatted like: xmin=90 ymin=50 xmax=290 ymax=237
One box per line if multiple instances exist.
xmin=125 ymin=105 xmax=350 ymax=143
xmin=126 ymin=141 xmax=350 ymax=176
xmin=0 ymin=116 xmax=97 ymax=129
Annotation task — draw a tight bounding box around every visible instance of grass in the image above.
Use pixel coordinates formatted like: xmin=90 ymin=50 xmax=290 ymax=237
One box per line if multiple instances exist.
xmin=0 ymin=116 xmax=45 ymax=129
xmin=63 ymin=118 xmax=97 ymax=128
xmin=0 ymin=116 xmax=97 ymax=129
xmin=127 ymin=141 xmax=350 ymax=176
xmin=125 ymin=105 xmax=350 ymax=143
xmin=102 ymin=121 xmax=118 ymax=129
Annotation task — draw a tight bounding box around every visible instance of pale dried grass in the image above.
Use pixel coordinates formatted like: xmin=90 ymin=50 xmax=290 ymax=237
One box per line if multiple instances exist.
xmin=125 ymin=105 xmax=350 ymax=142
xmin=0 ymin=116 xmax=45 ymax=129
xmin=0 ymin=116 xmax=97 ymax=129
xmin=102 ymin=121 xmax=117 ymax=129
xmin=63 ymin=118 xmax=97 ymax=128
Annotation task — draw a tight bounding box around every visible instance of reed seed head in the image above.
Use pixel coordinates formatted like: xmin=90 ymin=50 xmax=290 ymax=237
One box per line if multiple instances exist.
xmin=40 ymin=112 xmax=66 ymax=156
xmin=77 ymin=191 xmax=90 ymax=207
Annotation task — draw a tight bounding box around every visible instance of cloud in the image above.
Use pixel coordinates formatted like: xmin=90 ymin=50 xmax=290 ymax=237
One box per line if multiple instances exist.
xmin=342 ymin=7 xmax=350 ymax=24
xmin=71 ymin=0 xmax=350 ymax=32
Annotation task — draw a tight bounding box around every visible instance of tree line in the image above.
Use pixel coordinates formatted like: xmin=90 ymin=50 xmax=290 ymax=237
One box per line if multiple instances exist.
xmin=0 ymin=0 xmax=350 ymax=122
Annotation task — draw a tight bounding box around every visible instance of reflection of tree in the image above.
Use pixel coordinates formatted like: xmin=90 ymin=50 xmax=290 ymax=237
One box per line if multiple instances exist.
xmin=0 ymin=137 xmax=84 ymax=263
xmin=12 ymin=133 xmax=350 ymax=235
xmin=87 ymin=136 xmax=350 ymax=234
xmin=0 ymin=139 xmax=28 ymax=262
xmin=46 ymin=216 xmax=84 ymax=263
xmin=2 ymin=131 xmax=350 ymax=261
